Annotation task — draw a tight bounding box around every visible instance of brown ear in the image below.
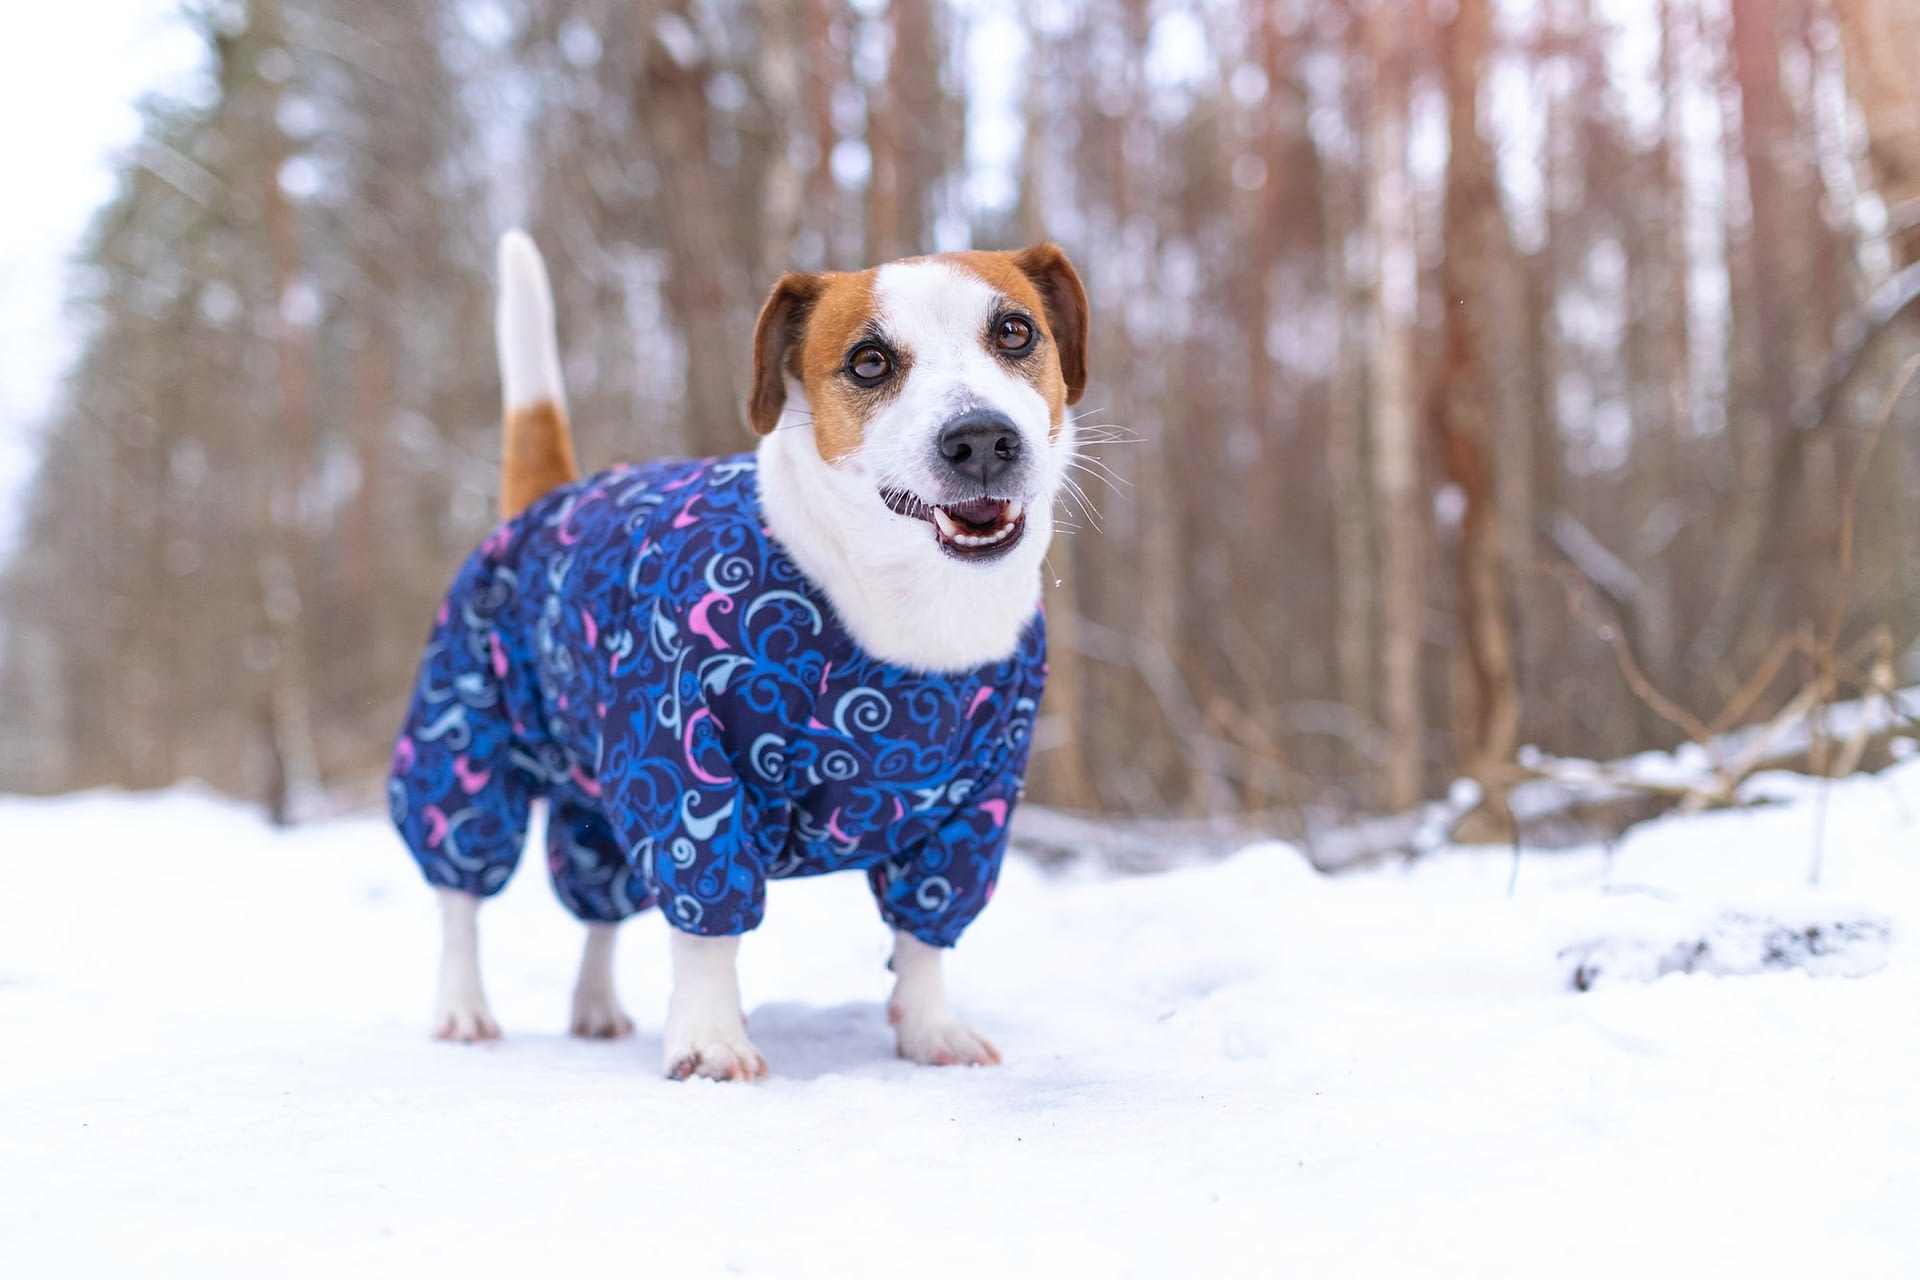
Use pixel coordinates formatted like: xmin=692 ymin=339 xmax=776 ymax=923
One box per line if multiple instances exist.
xmin=1012 ymin=243 xmax=1089 ymax=406
xmin=749 ymin=272 xmax=822 ymax=435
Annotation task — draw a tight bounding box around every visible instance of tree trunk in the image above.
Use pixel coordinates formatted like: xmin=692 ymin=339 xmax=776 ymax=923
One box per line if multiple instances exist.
xmin=260 ymin=2 xmax=322 ymax=822
xmin=865 ymin=0 xmax=939 ymax=259
xmin=1367 ymin=6 xmax=1425 ymax=811
xmin=1321 ymin=148 xmax=1375 ymax=793
xmin=634 ymin=0 xmax=747 ymax=454
xmin=753 ymin=0 xmax=805 ymax=279
xmin=1834 ymin=0 xmax=1920 ymax=268
xmin=1690 ymin=0 xmax=1808 ymax=669
xmin=1635 ymin=0 xmax=1693 ymax=693
xmin=1435 ymin=0 xmax=1520 ymax=816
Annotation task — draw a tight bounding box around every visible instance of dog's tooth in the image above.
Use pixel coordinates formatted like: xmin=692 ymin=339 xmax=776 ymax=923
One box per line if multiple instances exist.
xmin=1006 ymin=501 xmax=1024 ymax=522
xmin=933 ymin=508 xmax=959 ymax=538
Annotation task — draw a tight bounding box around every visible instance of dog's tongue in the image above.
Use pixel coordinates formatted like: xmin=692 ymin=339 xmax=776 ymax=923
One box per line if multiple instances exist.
xmin=941 ymin=498 xmax=1007 ymax=528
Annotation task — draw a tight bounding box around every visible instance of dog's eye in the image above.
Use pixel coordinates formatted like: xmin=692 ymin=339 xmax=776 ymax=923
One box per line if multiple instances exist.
xmin=994 ymin=315 xmax=1035 ymax=356
xmin=847 ymin=343 xmax=894 ymax=385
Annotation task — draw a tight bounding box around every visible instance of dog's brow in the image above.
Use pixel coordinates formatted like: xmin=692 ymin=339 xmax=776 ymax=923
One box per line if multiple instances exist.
xmin=989 ymin=293 xmax=1041 ymax=332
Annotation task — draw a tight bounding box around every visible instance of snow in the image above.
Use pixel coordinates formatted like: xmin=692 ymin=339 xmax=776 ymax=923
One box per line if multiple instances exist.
xmin=3 ymin=764 xmax=1918 ymax=1278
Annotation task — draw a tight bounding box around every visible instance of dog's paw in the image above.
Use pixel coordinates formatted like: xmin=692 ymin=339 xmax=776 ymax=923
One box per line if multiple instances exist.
xmin=891 ymin=1012 xmax=1002 ymax=1067
xmin=433 ymin=998 xmax=502 ymax=1043
xmin=569 ymin=990 xmax=635 ymax=1040
xmin=663 ymin=1024 xmax=768 ymax=1082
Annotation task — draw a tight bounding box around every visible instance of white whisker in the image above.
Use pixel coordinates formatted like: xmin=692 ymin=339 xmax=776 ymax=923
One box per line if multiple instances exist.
xmin=1065 ymin=454 xmax=1131 ymax=494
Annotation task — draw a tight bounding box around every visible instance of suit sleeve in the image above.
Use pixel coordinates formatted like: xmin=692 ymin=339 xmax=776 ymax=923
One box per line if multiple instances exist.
xmin=869 ymin=636 xmax=1044 ymax=948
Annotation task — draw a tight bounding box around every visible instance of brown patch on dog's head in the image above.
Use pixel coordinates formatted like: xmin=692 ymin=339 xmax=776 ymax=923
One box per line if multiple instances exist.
xmin=798 ymin=271 xmax=912 ymax=463
xmin=941 ymin=244 xmax=1090 ymax=429
xmin=751 ymin=268 xmax=908 ymax=463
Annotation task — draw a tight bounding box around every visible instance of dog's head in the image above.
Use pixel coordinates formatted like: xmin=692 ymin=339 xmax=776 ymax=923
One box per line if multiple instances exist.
xmin=748 ymin=245 xmax=1088 ymax=566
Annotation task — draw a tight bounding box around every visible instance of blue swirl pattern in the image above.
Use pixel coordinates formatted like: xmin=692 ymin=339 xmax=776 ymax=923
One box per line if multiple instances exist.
xmin=390 ymin=454 xmax=1045 ymax=947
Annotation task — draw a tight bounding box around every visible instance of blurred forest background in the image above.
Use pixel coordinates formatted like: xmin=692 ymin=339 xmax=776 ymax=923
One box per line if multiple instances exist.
xmin=3 ymin=0 xmax=1918 ymax=843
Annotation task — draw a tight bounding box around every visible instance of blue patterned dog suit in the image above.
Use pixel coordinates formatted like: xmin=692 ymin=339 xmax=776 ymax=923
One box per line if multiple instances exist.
xmin=388 ymin=453 xmax=1045 ymax=947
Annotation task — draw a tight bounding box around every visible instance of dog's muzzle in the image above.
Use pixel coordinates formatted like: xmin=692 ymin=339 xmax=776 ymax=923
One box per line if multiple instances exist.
xmin=879 ymin=409 xmax=1042 ymax=562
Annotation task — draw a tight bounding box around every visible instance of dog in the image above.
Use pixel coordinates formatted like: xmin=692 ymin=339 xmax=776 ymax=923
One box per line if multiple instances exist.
xmin=388 ymin=232 xmax=1088 ymax=1080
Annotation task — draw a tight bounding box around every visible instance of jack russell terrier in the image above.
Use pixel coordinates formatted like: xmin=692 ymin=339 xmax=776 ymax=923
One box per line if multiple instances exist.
xmin=389 ymin=232 xmax=1089 ymax=1079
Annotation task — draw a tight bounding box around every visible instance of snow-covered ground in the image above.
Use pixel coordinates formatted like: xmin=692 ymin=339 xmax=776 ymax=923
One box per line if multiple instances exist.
xmin=2 ymin=764 xmax=1916 ymax=1278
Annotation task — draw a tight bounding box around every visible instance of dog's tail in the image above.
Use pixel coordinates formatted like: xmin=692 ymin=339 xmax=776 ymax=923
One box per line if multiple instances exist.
xmin=496 ymin=230 xmax=578 ymax=520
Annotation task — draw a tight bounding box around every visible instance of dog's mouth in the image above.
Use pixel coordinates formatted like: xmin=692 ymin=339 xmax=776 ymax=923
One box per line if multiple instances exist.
xmin=881 ymin=490 xmax=1028 ymax=560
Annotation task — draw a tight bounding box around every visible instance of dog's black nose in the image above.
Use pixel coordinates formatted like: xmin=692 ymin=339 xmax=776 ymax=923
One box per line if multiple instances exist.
xmin=937 ymin=410 xmax=1022 ymax=487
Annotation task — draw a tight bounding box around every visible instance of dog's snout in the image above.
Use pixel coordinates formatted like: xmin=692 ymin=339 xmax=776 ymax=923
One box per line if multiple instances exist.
xmin=937 ymin=410 xmax=1022 ymax=487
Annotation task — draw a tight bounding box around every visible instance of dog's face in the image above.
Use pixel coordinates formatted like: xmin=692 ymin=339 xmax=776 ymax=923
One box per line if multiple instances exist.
xmin=749 ymin=246 xmax=1088 ymax=565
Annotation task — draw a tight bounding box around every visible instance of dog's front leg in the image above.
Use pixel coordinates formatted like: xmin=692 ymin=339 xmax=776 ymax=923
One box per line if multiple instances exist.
xmin=569 ymin=923 xmax=635 ymax=1039
xmin=663 ymin=932 xmax=767 ymax=1081
xmin=888 ymin=931 xmax=1001 ymax=1067
xmin=433 ymin=889 xmax=501 ymax=1041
